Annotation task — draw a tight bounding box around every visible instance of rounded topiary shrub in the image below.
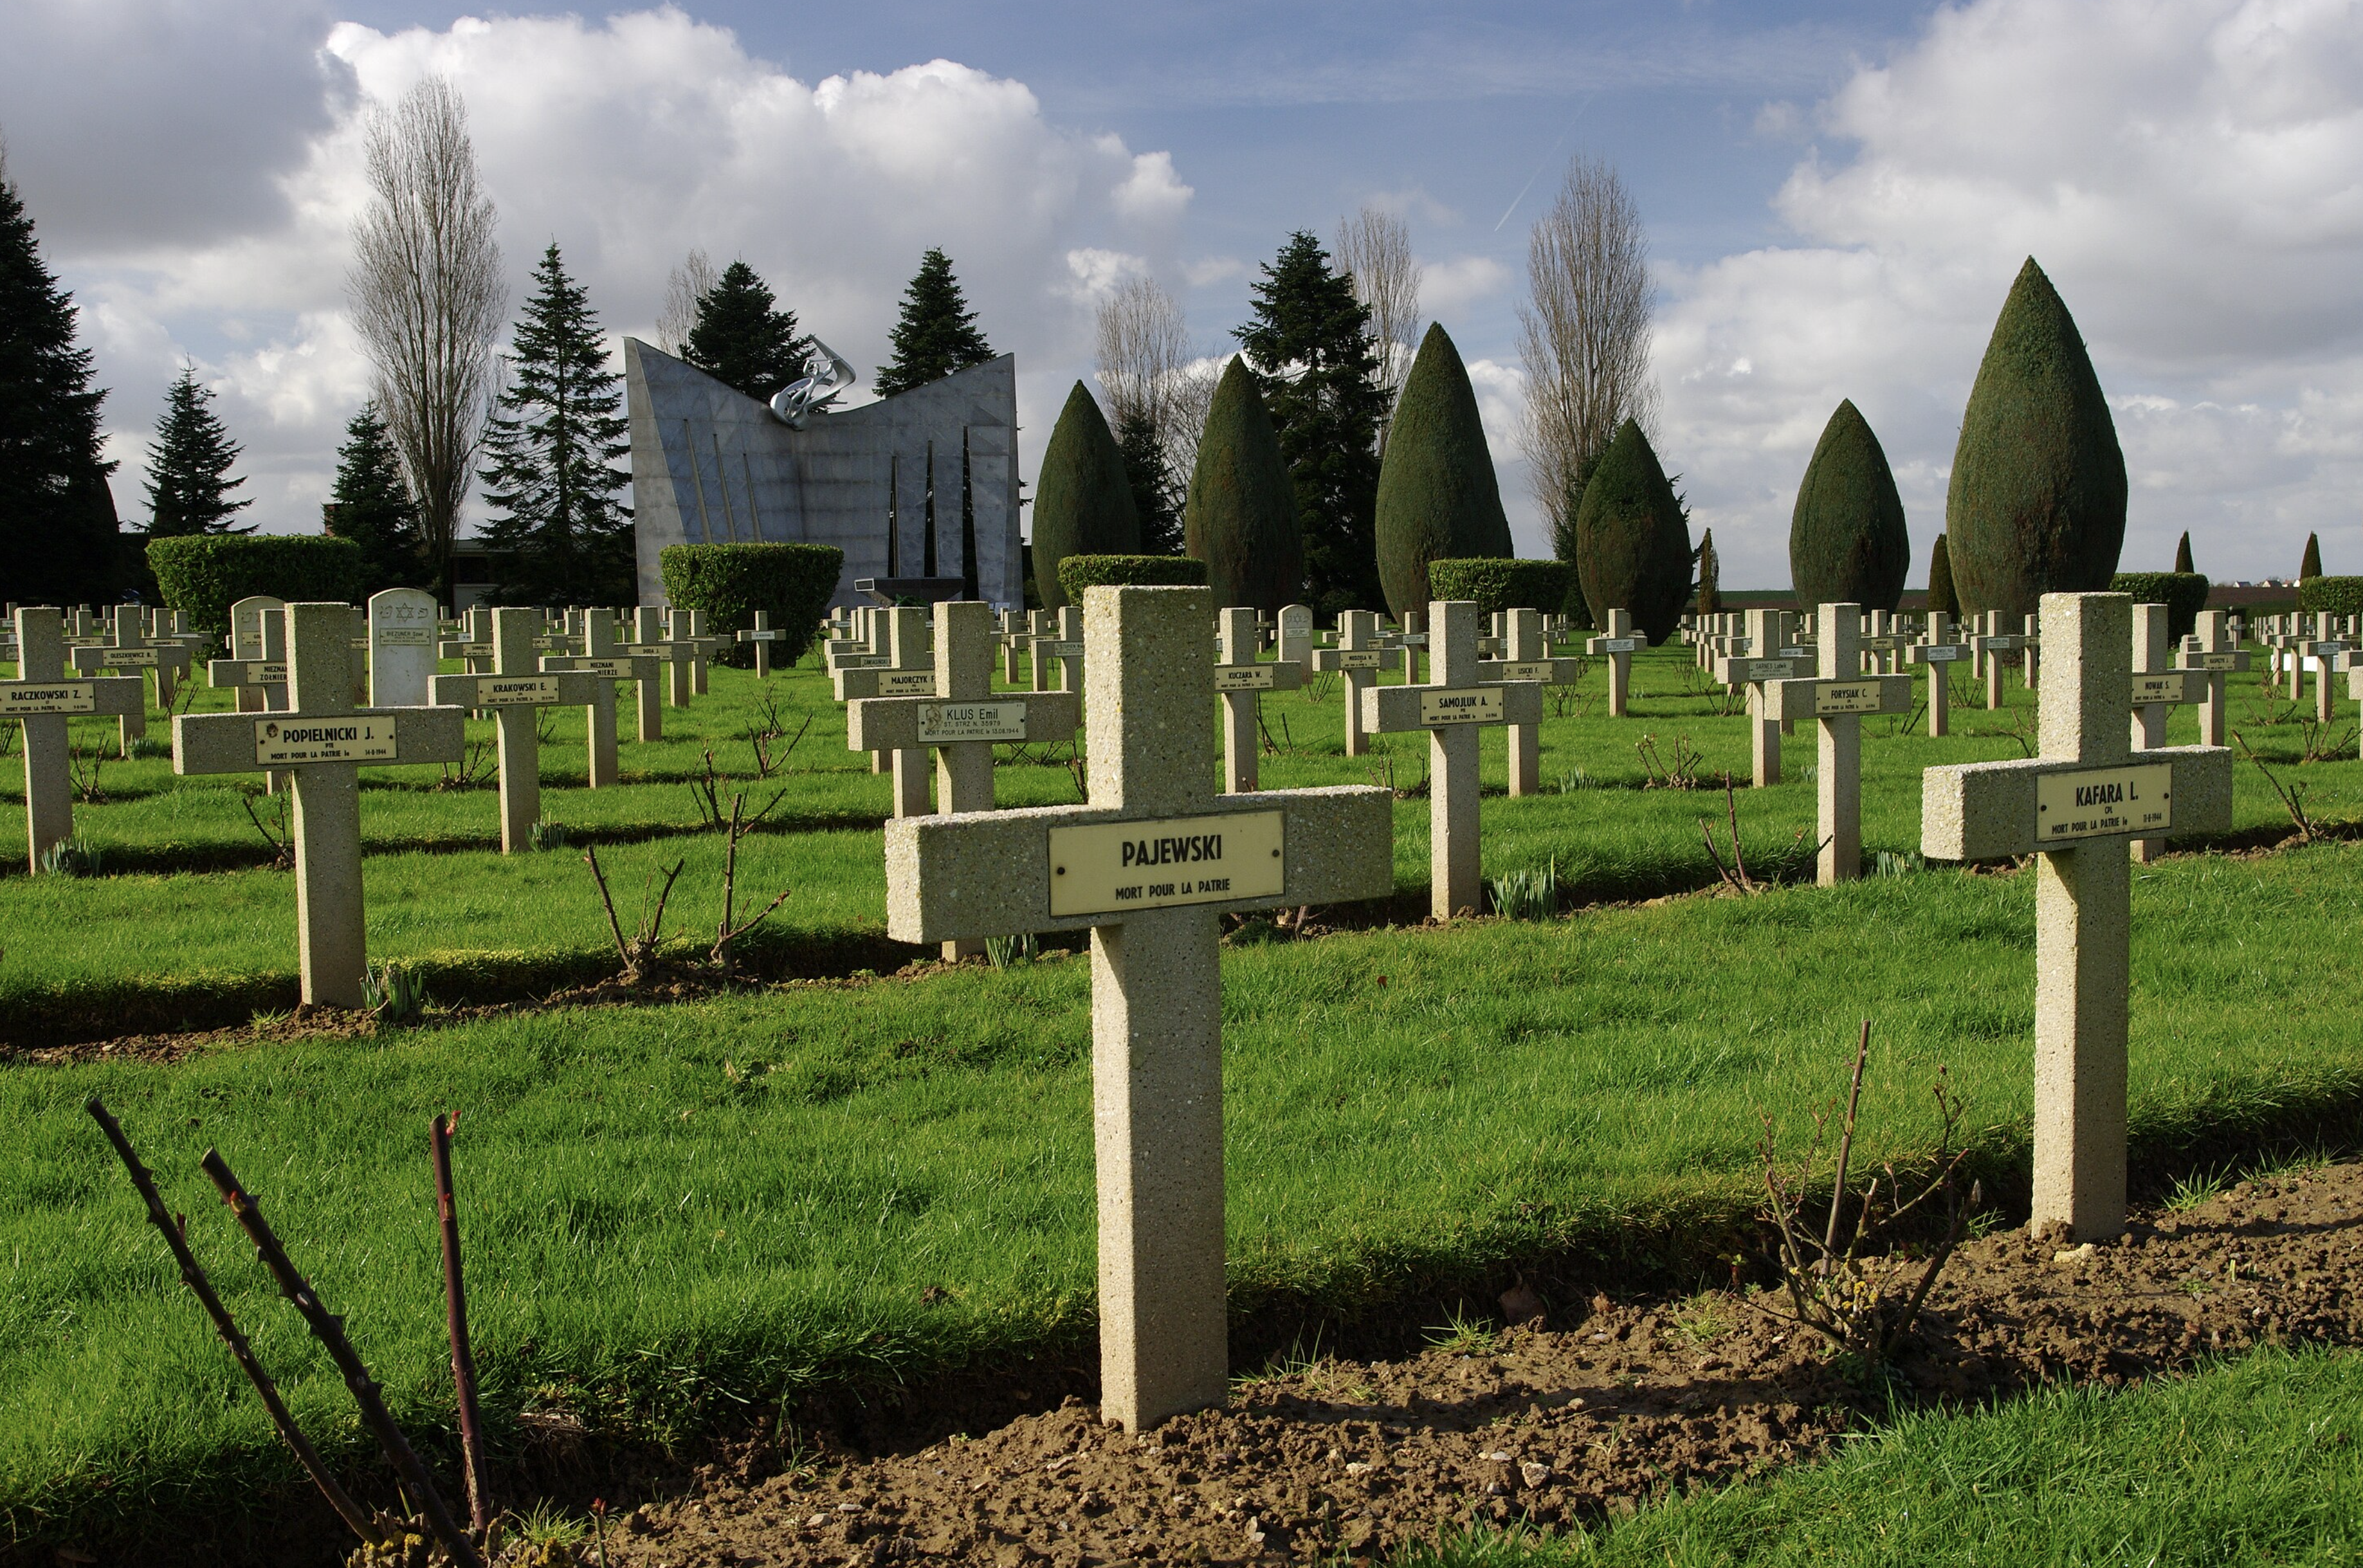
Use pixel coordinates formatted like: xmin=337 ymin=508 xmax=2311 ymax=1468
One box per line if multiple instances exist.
xmin=147 ymin=534 xmax=364 ymax=636
xmin=2298 ymin=576 xmax=2363 ymax=619
xmin=2110 ymin=572 xmax=2212 ymax=642
xmin=1425 ymin=558 xmax=1573 ymax=618
xmin=1056 ymin=553 xmax=1207 ymax=604
xmin=660 ymin=542 xmax=844 ymax=668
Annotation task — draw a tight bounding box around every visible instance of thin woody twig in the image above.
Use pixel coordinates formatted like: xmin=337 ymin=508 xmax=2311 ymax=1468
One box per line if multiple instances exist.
xmin=431 ymin=1112 xmax=493 ymax=1538
xmin=85 ymin=1100 xmax=382 ymax=1548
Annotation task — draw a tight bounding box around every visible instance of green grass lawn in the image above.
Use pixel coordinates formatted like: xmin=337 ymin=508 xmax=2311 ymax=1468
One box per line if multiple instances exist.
xmin=2 ymin=643 xmax=2357 ymax=1029
xmin=6 ymin=839 xmax=2362 ymax=1546
xmin=1408 ymin=1343 xmax=2363 ymax=1566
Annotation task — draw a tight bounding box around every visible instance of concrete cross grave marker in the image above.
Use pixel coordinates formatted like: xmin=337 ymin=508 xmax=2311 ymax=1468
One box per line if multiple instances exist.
xmin=1909 ymin=612 xmax=1975 ymax=737
xmin=1311 ymin=610 xmax=1401 ymax=757
xmin=1037 ymin=606 xmax=1085 ymax=692
xmin=176 ymin=603 xmax=466 ymax=1007
xmin=432 ymin=608 xmax=601 ymax=852
xmin=1767 ymin=603 xmax=1913 ymax=884
xmin=1362 ymin=600 xmax=1542 ymax=919
xmin=1214 ymin=606 xmax=1304 ymax=792
xmin=146 ymin=607 xmax=215 ymax=706
xmin=1714 ymin=608 xmax=1806 ymax=785
xmin=6 ymin=606 xmax=145 ymax=871
xmin=838 ymin=606 xmax=940 ymax=811
xmin=367 ymin=588 xmax=441 ymax=707
xmin=439 ymin=606 xmax=497 ymax=673
xmin=538 ymin=608 xmax=655 ymax=788
xmin=69 ymin=605 xmax=191 ymax=754
xmin=2299 ymin=614 xmax=2349 ymax=724
xmin=1972 ymin=614 xmax=2036 ymax=711
xmin=852 ymin=600 xmax=1082 ymax=959
xmin=1025 ymin=609 xmax=1060 ymax=691
xmin=2178 ymin=610 xmax=2249 ymax=749
xmin=1585 ymin=608 xmax=1643 ymax=716
xmin=1396 ymin=608 xmax=1427 ymax=685
xmin=1922 ymin=592 xmax=2233 ymax=1242
xmin=736 ymin=610 xmax=787 ymax=678
xmin=1478 ymin=607 xmax=1582 ymax=796
xmin=616 ymin=606 xmax=698 ymax=739
xmin=2127 ymin=603 xmax=2201 ymax=864
xmin=884 ymin=585 xmax=1392 ymax=1432
xmin=221 ymin=596 xmax=289 ymax=713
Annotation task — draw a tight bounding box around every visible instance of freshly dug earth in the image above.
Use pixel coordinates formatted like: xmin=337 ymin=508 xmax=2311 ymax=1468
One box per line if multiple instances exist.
xmin=599 ymin=1160 xmax=2363 ymax=1567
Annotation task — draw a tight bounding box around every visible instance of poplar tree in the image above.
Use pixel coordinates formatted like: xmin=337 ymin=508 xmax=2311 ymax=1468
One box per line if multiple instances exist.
xmin=1235 ymin=230 xmax=1387 ymax=613
xmin=0 ymin=161 xmax=118 ymax=602
xmin=324 ymin=402 xmax=427 ymax=591
xmin=682 ymin=260 xmax=808 ymax=403
xmin=145 ymin=367 xmax=253 ymax=536
xmin=477 ymin=242 xmax=633 ymax=606
xmin=873 ymin=248 xmax=994 ymax=397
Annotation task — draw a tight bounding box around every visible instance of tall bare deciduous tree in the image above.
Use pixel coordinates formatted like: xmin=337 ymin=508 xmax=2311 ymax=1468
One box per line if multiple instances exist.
xmin=1093 ymin=277 xmax=1216 ymax=534
xmin=349 ymin=76 xmax=505 ymax=600
xmin=1518 ymin=157 xmax=1656 ymax=562
xmin=657 ymin=248 xmax=716 ymax=358
xmin=1333 ymin=206 xmax=1423 ymax=451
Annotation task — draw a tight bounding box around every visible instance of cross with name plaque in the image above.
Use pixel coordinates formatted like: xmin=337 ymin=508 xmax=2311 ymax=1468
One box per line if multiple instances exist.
xmin=1214 ymin=606 xmax=1303 ymax=792
xmin=176 ymin=603 xmax=466 ymax=1007
xmin=439 ymin=606 xmax=497 ymax=673
xmin=6 ymin=606 xmax=145 ymax=871
xmin=1034 ymin=605 xmax=1085 ymax=692
xmin=1311 ymin=610 xmax=1400 ymax=757
xmin=1478 ymin=607 xmax=1580 ymax=796
xmin=1971 ymin=614 xmax=2035 ymax=711
xmin=69 ymin=605 xmax=190 ymax=754
xmin=1362 ymin=600 xmax=1542 ymax=919
xmin=432 ymin=608 xmax=601 ymax=852
xmin=219 ymin=596 xmax=290 ymax=713
xmin=1908 ymin=612 xmax=1975 ymax=737
xmin=2300 ymin=615 xmax=2349 ymax=724
xmin=1713 ymin=607 xmax=1806 ymax=785
xmin=1585 ymin=608 xmax=1643 ymax=716
xmin=839 ymin=607 xmax=940 ymax=809
xmin=1922 ymin=593 xmax=2232 ymax=1242
xmin=1767 ymin=603 xmax=1913 ymax=884
xmin=540 ymin=608 xmax=656 ymax=787
xmin=2178 ymin=610 xmax=2249 ymax=748
xmin=885 ymin=585 xmax=1392 ymax=1431
xmin=736 ymin=610 xmax=785 ymax=678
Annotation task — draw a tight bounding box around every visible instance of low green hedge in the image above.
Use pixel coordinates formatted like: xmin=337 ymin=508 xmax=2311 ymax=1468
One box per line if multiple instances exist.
xmin=660 ymin=543 xmax=844 ymax=668
xmin=2110 ymin=572 xmax=2211 ymax=642
xmin=1426 ymin=558 xmax=1576 ymax=618
xmin=147 ymin=535 xmax=364 ymax=635
xmin=1056 ymin=554 xmax=1207 ymax=603
xmin=2298 ymin=576 xmax=2363 ymax=619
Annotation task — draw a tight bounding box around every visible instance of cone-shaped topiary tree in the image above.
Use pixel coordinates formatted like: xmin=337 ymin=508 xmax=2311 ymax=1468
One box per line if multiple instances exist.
xmin=1183 ymin=357 xmax=1302 ymax=612
xmin=2174 ymin=531 xmax=2194 ymax=574
xmin=1374 ymin=323 xmax=1511 ymax=620
xmin=1944 ymin=258 xmax=2126 ymax=620
xmin=1790 ymin=399 xmax=1909 ymax=611
xmin=1573 ymin=418 xmax=1691 ymax=644
xmin=2301 ymin=533 xmax=2322 ymax=582
xmin=1695 ymin=529 xmax=1720 ymax=614
xmin=1029 ymin=381 xmax=1140 ymax=610
xmin=1926 ymin=533 xmax=1958 ymax=619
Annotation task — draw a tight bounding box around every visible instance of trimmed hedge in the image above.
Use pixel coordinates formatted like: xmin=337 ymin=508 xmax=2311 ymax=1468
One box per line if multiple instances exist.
xmin=660 ymin=542 xmax=844 ymax=668
xmin=2298 ymin=576 xmax=2363 ymax=619
xmin=147 ymin=535 xmax=363 ymax=635
xmin=1426 ymin=558 xmax=1574 ymax=617
xmin=2110 ymin=572 xmax=2212 ymax=642
xmin=1057 ymin=554 xmax=1207 ymax=603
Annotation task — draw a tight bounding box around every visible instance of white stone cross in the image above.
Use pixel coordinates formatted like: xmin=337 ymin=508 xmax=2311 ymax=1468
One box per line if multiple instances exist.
xmin=1478 ymin=607 xmax=1581 ymax=796
xmin=2178 ymin=610 xmax=2249 ymax=749
xmin=1767 ymin=603 xmax=1912 ymax=884
xmin=439 ymin=606 xmax=497 ymax=673
xmin=736 ymin=610 xmax=787 ymax=678
xmin=538 ymin=607 xmax=654 ymax=788
xmin=1909 ymin=612 xmax=1975 ymax=737
xmin=432 ymin=608 xmax=602 ymax=852
xmin=1214 ymin=606 xmax=1303 ymax=792
xmin=884 ymin=585 xmax=1392 ymax=1432
xmin=1971 ymin=613 xmax=2036 ymax=711
xmin=1034 ymin=605 xmax=1085 ymax=692
xmin=839 ymin=606 xmax=940 ymax=811
xmin=1713 ymin=607 xmax=1806 ymax=786
xmin=220 ymin=596 xmax=290 ymax=714
xmin=6 ymin=606 xmax=144 ymax=871
xmin=1585 ymin=608 xmax=1643 ymax=716
xmin=614 ymin=605 xmax=697 ymax=740
xmin=367 ymin=588 xmax=441 ymax=707
xmin=1923 ymin=592 xmax=2233 ymax=1242
xmin=1362 ymin=599 xmax=1542 ymax=919
xmin=176 ymin=603 xmax=466 ymax=1007
xmin=2299 ymin=614 xmax=2349 ymax=724
xmin=1394 ymin=608 xmax=1427 ymax=684
xmin=69 ymin=605 xmax=190 ymax=754
xmin=1311 ymin=610 xmax=1401 ymax=757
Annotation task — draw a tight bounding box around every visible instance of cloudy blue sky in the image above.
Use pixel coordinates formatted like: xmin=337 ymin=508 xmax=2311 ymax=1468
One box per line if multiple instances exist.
xmin=5 ymin=0 xmax=2359 ymax=587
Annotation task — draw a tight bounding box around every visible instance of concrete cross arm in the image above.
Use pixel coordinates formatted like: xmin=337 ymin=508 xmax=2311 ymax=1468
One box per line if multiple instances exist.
xmin=1909 ymin=641 xmax=1974 ymax=665
xmin=1973 ymin=632 xmax=2036 ymax=652
xmin=828 ymin=649 xmax=891 ymax=671
xmin=1310 ymin=646 xmax=1401 ymax=673
xmin=1 ymin=675 xmax=145 ymax=719
xmin=431 ymin=670 xmax=606 ymax=708
xmin=1362 ymin=680 xmax=1544 ymax=734
xmin=738 ymin=626 xmax=789 ymax=643
xmin=438 ymin=639 xmax=495 ymax=660
xmin=1767 ymin=673 xmax=1913 ymax=722
xmin=1585 ymin=632 xmax=1643 ymax=654
xmin=540 ymin=653 xmax=660 ymax=681
xmin=1477 ymin=657 xmax=1583 ymax=685
xmin=619 ymin=641 xmax=698 ymax=663
xmin=2128 ymin=671 xmax=2207 ymax=706
xmin=207 ymin=656 xmax=286 ymax=688
xmin=884 ymin=785 xmax=1394 ymax=946
xmin=1715 ymin=654 xmax=1805 ymax=686
xmin=850 ymin=691 xmax=1081 ymax=751
xmin=2178 ymin=646 xmax=2251 ymax=672
xmin=174 ymin=706 xmax=467 ymax=776
xmin=1921 ymin=745 xmax=2233 ymax=862
xmin=71 ymin=643 xmax=191 ymax=674
xmin=1214 ymin=659 xmax=1305 ymax=694
xmin=834 ymin=666 xmax=938 ymax=702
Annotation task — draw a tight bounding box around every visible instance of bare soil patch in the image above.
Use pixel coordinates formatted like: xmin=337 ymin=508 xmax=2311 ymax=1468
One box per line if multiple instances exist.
xmin=599 ymin=1160 xmax=2363 ymax=1567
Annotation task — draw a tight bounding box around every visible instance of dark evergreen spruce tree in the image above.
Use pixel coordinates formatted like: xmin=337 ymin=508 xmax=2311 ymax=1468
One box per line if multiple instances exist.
xmin=2173 ymin=531 xmax=2194 ymax=574
xmin=1113 ymin=403 xmax=1182 ymax=556
xmin=1926 ymin=533 xmax=1958 ymax=619
xmin=0 ymin=165 xmax=119 ymax=603
xmin=2301 ymin=533 xmax=2323 ymax=582
xmin=324 ymin=402 xmax=427 ymax=591
xmin=873 ymin=248 xmax=994 ymax=397
xmin=1235 ymin=231 xmax=1387 ymax=615
xmin=682 ymin=260 xmax=808 ymax=403
xmin=477 ymin=242 xmax=634 ymax=606
xmin=145 ymin=366 xmax=252 ymax=537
